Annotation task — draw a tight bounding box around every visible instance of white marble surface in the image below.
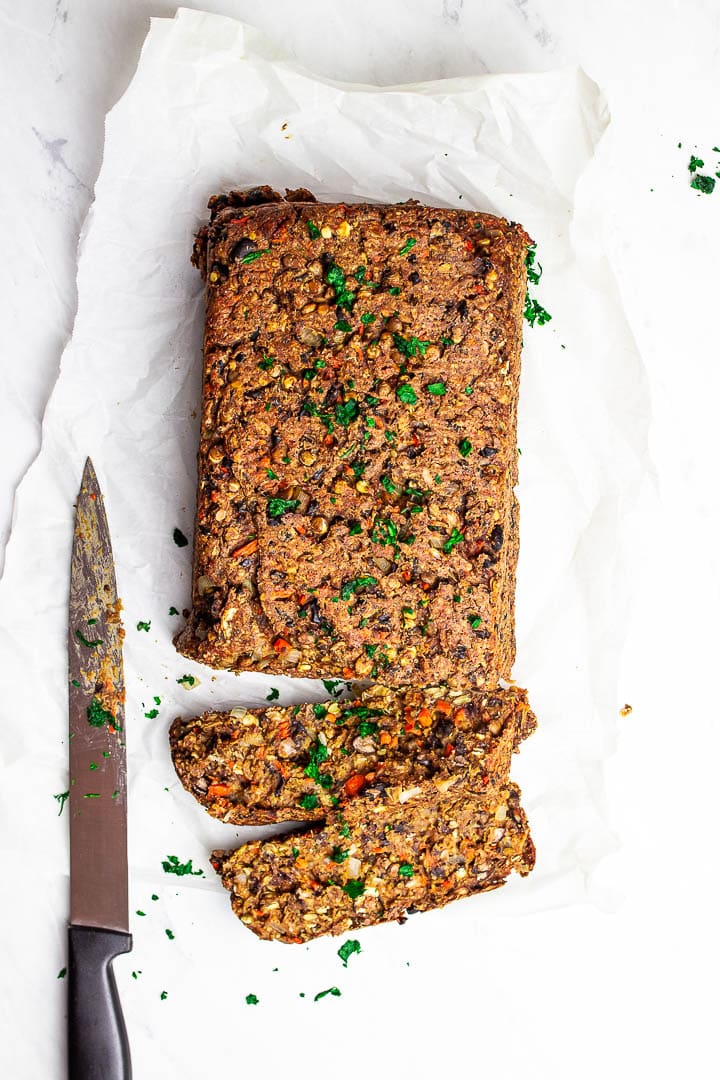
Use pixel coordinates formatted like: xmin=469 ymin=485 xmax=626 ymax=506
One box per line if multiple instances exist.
xmin=1 ymin=2 xmax=719 ymax=1078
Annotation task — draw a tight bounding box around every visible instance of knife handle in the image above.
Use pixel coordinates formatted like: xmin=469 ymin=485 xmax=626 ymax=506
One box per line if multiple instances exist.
xmin=68 ymin=925 xmax=133 ymax=1080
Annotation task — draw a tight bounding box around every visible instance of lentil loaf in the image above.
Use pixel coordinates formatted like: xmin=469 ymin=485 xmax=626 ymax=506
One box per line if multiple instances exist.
xmin=212 ymin=781 xmax=534 ymax=943
xmin=169 ymin=682 xmax=536 ymax=825
xmin=175 ymin=187 xmax=530 ymax=687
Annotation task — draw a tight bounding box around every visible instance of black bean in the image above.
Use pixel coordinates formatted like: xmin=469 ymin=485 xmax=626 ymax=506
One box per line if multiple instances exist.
xmin=409 ymin=270 xmax=421 ymax=284
xmin=489 ymin=524 xmax=504 ymax=552
xmin=229 ymin=237 xmax=258 ymax=261
xmin=479 ymin=445 xmax=498 ymax=458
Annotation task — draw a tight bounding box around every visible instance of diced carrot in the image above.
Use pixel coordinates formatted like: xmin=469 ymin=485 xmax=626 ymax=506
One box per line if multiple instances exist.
xmin=453 ymin=707 xmax=467 ymax=726
xmin=272 ymin=636 xmax=292 ymax=653
xmin=404 ymin=719 xmax=417 ymax=733
xmin=344 ymin=774 xmax=368 ymax=798
xmin=229 ymin=216 xmax=250 ymax=226
xmin=417 ymin=707 xmax=432 ymax=728
xmin=208 ymin=783 xmax=231 ymax=798
xmin=435 ymin=699 xmax=453 ymax=715
xmin=342 ymin=667 xmax=354 ymax=679
xmin=379 ymin=732 xmax=392 ymax=746
xmin=230 ymin=537 xmax=258 ymax=558
xmin=277 ymin=719 xmax=291 ymax=740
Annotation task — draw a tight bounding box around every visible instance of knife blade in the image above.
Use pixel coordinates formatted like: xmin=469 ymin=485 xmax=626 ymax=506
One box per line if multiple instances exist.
xmin=67 ymin=458 xmax=132 ymax=1080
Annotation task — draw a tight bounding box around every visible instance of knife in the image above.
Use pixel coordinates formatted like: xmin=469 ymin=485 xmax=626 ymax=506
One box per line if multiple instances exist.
xmin=67 ymin=458 xmax=132 ymax=1080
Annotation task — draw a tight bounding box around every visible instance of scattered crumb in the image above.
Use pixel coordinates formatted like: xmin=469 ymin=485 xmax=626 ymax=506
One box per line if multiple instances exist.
xmin=619 ymin=704 xmax=633 ymax=717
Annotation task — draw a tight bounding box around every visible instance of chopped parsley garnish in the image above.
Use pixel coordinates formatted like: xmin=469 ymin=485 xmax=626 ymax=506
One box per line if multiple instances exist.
xmin=291 ymin=846 xmax=300 ymax=858
xmin=398 ymin=237 xmax=417 ymax=255
xmin=398 ymin=862 xmax=415 ymax=878
xmin=525 ymin=243 xmax=543 ymax=285
xmin=160 ymin=991 xmax=168 ymax=1001
xmin=338 ymin=939 xmax=362 ymax=967
xmin=240 ymin=248 xmax=270 ymax=264
xmin=334 ymin=320 xmax=352 ymax=332
xmin=340 ymin=575 xmax=378 ymax=600
xmin=245 ymin=993 xmax=259 ymax=1005
xmin=54 ymin=791 xmax=70 ymax=816
xmin=357 ymin=720 xmax=379 ymax=737
xmin=168 ymin=607 xmax=179 ymax=616
xmin=348 ymin=521 xmax=362 ymax=536
xmin=173 ymin=528 xmax=189 ymax=547
xmin=335 ymin=399 xmax=360 ymax=427
xmin=57 ymin=967 xmax=67 ymax=979
xmin=258 ymin=355 xmax=274 ymax=370
xmin=691 ymin=173 xmax=716 ymax=194
xmin=89 ymin=762 xmax=98 ymax=771
xmin=313 ymin=704 xmax=329 ymax=721
xmin=314 ymin=987 xmax=341 ymax=1002
xmin=688 ymin=155 xmax=704 ymax=172
xmin=71 ymin=679 xmax=81 ymax=687
xmin=165 ymin=929 xmax=175 ymax=941
xmin=524 ymin=296 xmax=552 ymax=327
xmin=393 ymin=333 xmax=429 ymax=358
xmin=360 ymin=313 xmax=376 ymax=324
xmin=136 ymin=621 xmax=151 ymax=632
xmin=75 ymin=629 xmax=102 ymax=649
xmin=458 ymin=438 xmax=472 ymax=457
xmin=176 ymin=674 xmax=196 ymax=687
xmin=266 ymin=468 xmax=278 ymax=479
xmin=468 ymin=615 xmax=483 ymax=628
xmin=307 ymin=221 xmax=321 ymax=239
xmin=322 ymin=678 xmax=347 ymax=698
xmin=439 ymin=336 xmax=453 ymax=346
xmin=326 ymin=263 xmax=356 ymax=310
xmin=304 ymin=739 xmax=333 ymax=789
xmin=364 ymin=643 xmax=378 ymax=657
xmin=162 ymin=855 xmax=203 ymax=877
xmin=331 ymin=846 xmax=349 ymax=863
xmin=339 ymin=822 xmax=351 ymax=838
xmin=380 ymin=476 xmax=397 ymax=495
xmin=442 ymin=528 xmax=465 ymax=554
xmin=87 ymin=697 xmax=114 ymax=728
xmin=396 ymin=383 xmax=417 ymax=405
xmin=343 ymin=879 xmax=365 ymax=899
xmin=426 ymin=381 xmax=447 ymax=396
xmin=145 ymin=706 xmax=158 ymax=718
xmin=388 ymin=286 xmax=401 ymax=296
xmin=267 ymin=497 xmax=300 ymax=518
xmin=299 ymin=793 xmax=319 ymax=810
xmin=266 ymin=687 xmax=280 ymax=701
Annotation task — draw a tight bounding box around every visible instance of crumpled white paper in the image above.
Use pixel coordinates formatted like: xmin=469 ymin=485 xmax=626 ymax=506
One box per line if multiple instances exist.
xmin=0 ymin=9 xmax=649 ymax=1078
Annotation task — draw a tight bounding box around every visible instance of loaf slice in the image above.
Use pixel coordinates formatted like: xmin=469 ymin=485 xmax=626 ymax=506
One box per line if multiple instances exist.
xmin=170 ymin=683 xmax=536 ymax=826
xmin=175 ymin=187 xmax=530 ymax=687
xmin=212 ymin=781 xmax=534 ymax=943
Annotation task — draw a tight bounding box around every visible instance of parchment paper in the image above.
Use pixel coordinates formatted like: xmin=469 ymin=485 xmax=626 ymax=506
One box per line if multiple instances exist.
xmin=0 ymin=9 xmax=649 ymax=1077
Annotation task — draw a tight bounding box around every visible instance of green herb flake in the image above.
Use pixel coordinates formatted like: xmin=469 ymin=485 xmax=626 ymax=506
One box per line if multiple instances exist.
xmin=335 ymin=399 xmax=360 ymax=427
xmin=396 ymin=383 xmax=417 ymax=405
xmin=688 ymin=155 xmax=704 ymax=172
xmin=165 ymin=928 xmax=175 ymax=941
xmin=173 ymin=528 xmax=189 ymax=548
xmin=71 ymin=679 xmax=81 ymax=687
xmin=343 ymin=879 xmax=365 ymax=899
xmin=322 ymin=679 xmax=346 ymax=697
xmin=426 ymin=381 xmax=447 ymax=396
xmin=399 ymin=237 xmax=417 ymax=256
xmin=265 ymin=468 xmax=278 ymax=480
xmin=458 ymin=438 xmax=472 ymax=457
xmin=468 ymin=615 xmax=483 ymax=628
xmin=144 ymin=708 xmax=159 ymax=719
xmin=53 ymin=791 xmax=70 ymax=816
xmin=299 ymin=793 xmax=319 ymax=810
xmin=258 ymin=355 xmax=274 ymax=370
xmin=136 ymin=621 xmax=151 ymax=632
xmin=136 ymin=910 xmax=146 ymax=917
xmin=151 ymin=894 xmax=159 ymax=901
xmin=357 ymin=720 xmax=379 ymax=737
xmin=393 ymin=333 xmax=430 ymax=358
xmin=398 ymin=862 xmax=415 ymax=878
xmin=338 ymin=939 xmax=362 ymax=967
xmin=241 ymin=248 xmax=271 ymax=265
xmin=176 ymin=674 xmax=196 ymax=687
xmin=331 ymin=846 xmax=349 ymax=863
xmin=291 ymin=846 xmax=300 ymax=858
xmin=340 ymin=575 xmax=378 ymax=600
xmin=314 ymin=986 xmax=342 ymax=1002
xmin=524 ymin=295 xmax=552 ymax=327
xmin=267 ymin=497 xmax=300 ymax=518
xmin=58 ymin=967 xmax=67 ymax=979
xmin=691 ymin=173 xmax=716 ymax=194
xmin=87 ymin=697 xmax=114 ymax=728
xmin=442 ymin=528 xmax=465 ymax=554
xmin=162 ymin=855 xmax=203 ymax=877
xmin=89 ymin=762 xmax=98 ymax=771
xmin=266 ymin=687 xmax=280 ymax=701
xmin=75 ymin=629 xmax=102 ymax=649
xmin=160 ymin=991 xmax=168 ymax=1001
xmin=245 ymin=993 xmax=259 ymax=1005
xmin=348 ymin=522 xmax=362 ymax=536
xmin=168 ymin=606 xmax=179 ymax=616
xmin=307 ymin=221 xmax=321 ymax=239
xmin=525 ymin=243 xmax=543 ymax=286
xmin=360 ymin=313 xmax=376 ymax=325
xmin=334 ymin=320 xmax=353 ymax=332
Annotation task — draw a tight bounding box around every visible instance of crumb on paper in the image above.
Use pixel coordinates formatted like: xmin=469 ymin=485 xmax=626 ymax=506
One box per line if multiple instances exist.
xmin=619 ymin=703 xmax=633 ymax=717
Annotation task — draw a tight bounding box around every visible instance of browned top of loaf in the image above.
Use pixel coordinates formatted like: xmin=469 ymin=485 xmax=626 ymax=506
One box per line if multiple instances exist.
xmin=175 ymin=187 xmax=529 ymax=686
xmin=169 ymin=682 xmax=536 ymax=826
xmin=213 ymin=781 xmax=534 ymax=943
